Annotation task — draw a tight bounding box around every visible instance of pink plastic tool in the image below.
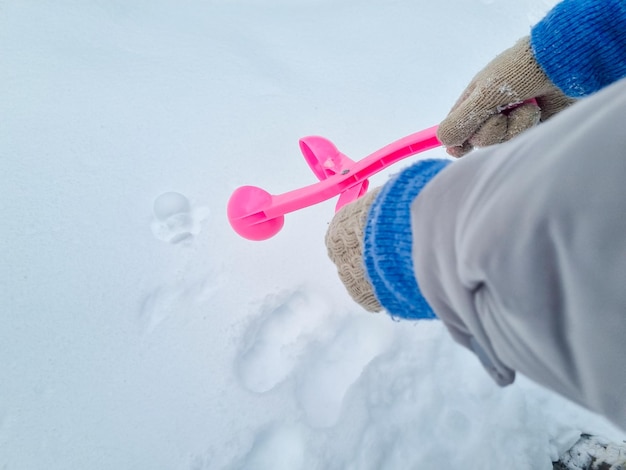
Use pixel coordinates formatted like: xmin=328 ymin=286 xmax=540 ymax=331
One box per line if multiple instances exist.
xmin=228 ymin=98 xmax=540 ymax=240
xmin=227 ymin=125 xmax=441 ymax=240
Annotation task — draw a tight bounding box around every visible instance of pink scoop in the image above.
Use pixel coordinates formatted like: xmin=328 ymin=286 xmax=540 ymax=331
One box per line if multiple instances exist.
xmin=227 ymin=125 xmax=440 ymax=240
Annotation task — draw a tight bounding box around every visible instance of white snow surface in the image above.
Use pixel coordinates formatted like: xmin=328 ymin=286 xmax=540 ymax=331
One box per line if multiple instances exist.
xmin=2 ymin=0 xmax=624 ymax=469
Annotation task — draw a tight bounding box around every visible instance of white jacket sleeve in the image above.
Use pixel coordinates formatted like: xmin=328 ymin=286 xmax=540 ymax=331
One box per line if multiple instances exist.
xmin=411 ymin=78 xmax=626 ymax=429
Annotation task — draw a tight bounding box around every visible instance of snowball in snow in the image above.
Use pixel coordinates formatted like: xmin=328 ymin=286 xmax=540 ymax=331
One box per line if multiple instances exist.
xmin=151 ymin=192 xmax=204 ymax=244
xmin=153 ymin=191 xmax=191 ymax=221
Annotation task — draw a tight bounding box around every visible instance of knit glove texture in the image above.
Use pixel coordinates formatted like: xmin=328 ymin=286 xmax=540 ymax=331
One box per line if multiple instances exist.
xmin=325 ymin=188 xmax=382 ymax=313
xmin=438 ymin=36 xmax=575 ymax=157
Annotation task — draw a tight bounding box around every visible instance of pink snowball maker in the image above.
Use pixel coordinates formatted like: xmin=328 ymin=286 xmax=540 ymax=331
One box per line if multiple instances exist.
xmin=227 ymin=125 xmax=440 ymax=241
xmin=227 ymin=100 xmax=536 ymax=241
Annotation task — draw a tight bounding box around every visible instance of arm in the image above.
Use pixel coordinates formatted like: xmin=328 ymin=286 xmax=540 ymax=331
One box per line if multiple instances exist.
xmin=326 ymin=0 xmax=626 ymax=427
xmin=412 ymin=77 xmax=626 ymax=429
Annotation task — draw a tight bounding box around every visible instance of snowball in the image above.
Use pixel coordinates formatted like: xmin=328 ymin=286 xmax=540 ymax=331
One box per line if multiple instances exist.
xmin=153 ymin=192 xmax=191 ymax=221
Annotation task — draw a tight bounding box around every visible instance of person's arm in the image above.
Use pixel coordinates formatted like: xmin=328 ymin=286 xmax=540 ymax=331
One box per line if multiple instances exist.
xmin=328 ymin=77 xmax=626 ymax=428
xmin=325 ymin=0 xmax=626 ymax=427
xmin=412 ymin=77 xmax=626 ymax=429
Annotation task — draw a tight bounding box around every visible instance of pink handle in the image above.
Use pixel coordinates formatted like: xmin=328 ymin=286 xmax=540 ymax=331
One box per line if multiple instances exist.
xmin=227 ymin=125 xmax=440 ymax=240
xmin=269 ymin=125 xmax=439 ymax=216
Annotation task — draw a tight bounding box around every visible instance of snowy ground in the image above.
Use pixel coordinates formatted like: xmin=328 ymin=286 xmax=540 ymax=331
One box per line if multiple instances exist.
xmin=2 ymin=1 xmax=624 ymax=469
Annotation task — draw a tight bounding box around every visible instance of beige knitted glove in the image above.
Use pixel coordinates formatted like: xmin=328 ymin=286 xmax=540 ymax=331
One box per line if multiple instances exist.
xmin=325 ymin=188 xmax=382 ymax=312
xmin=438 ymin=36 xmax=576 ymax=157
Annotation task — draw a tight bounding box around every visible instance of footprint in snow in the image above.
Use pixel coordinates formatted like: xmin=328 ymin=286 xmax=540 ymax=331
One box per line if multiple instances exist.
xmin=151 ymin=191 xmax=209 ymax=244
xmin=295 ymin=314 xmax=393 ymax=428
xmin=235 ymin=290 xmax=332 ymax=394
xmin=236 ymin=288 xmax=394 ymax=428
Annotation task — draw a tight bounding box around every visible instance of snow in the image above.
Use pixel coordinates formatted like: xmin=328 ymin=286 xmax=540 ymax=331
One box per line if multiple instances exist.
xmin=1 ymin=0 xmax=624 ymax=469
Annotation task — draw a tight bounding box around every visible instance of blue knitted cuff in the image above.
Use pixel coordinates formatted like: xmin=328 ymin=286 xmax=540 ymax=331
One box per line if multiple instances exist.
xmin=363 ymin=159 xmax=450 ymax=320
xmin=531 ymin=0 xmax=626 ymax=97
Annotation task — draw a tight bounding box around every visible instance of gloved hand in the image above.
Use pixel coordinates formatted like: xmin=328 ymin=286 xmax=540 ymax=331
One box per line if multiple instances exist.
xmin=325 ymin=188 xmax=382 ymax=312
xmin=437 ymin=36 xmax=576 ymax=157
xmin=325 ymin=159 xmax=450 ymax=318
